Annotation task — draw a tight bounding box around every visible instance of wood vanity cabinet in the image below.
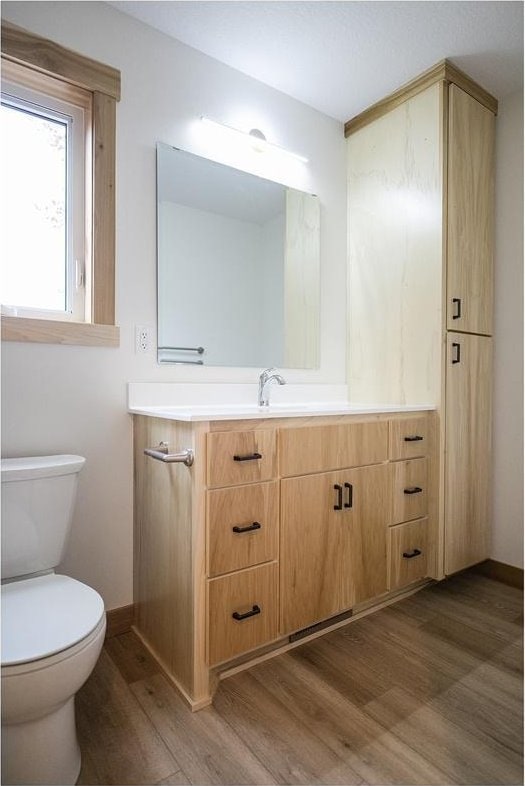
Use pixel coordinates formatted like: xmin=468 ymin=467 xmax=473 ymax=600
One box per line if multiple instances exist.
xmin=133 ymin=409 xmax=437 ymax=709
xmin=346 ymin=60 xmax=496 ymax=580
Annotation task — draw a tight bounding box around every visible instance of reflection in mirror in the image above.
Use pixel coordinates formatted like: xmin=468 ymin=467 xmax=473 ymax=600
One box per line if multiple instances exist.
xmin=156 ymin=143 xmax=320 ymax=368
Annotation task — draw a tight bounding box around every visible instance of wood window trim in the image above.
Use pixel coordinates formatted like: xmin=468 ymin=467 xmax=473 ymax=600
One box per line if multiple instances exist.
xmin=1 ymin=20 xmax=121 ymax=347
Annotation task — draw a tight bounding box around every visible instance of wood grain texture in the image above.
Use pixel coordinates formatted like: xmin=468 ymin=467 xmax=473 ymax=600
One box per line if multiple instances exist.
xmin=105 ymin=604 xmax=135 ymax=638
xmin=388 ymin=518 xmax=429 ymax=590
xmin=77 ymin=570 xmax=522 ymax=785
xmin=279 ymin=419 xmax=388 ymax=477
xmin=445 ymin=334 xmax=492 ymax=574
xmin=1 ymin=20 xmax=120 ymax=98
xmin=347 ymin=84 xmax=443 ymax=406
xmin=344 ymin=58 xmax=497 ymax=136
xmin=280 ymin=464 xmax=389 ymax=634
xmin=92 ymin=91 xmax=117 ymax=325
xmin=447 ymin=84 xmax=495 ymax=335
xmin=284 ymin=189 xmax=320 ymax=368
xmin=207 ymin=429 xmax=277 ymax=488
xmin=391 ymin=457 xmax=428 ymax=524
xmin=207 ymin=562 xmax=279 ymax=665
xmin=207 ymin=481 xmax=279 ymax=577
xmin=133 ymin=416 xmax=196 ymax=696
xmin=389 ymin=415 xmax=430 ymax=460
xmin=1 ymin=316 xmax=119 ymax=346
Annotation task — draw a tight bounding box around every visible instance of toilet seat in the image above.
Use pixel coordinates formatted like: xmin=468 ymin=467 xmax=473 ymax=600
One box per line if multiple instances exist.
xmin=1 ymin=573 xmax=105 ymax=667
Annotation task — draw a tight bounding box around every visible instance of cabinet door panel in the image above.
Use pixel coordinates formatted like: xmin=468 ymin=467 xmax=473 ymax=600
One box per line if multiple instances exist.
xmin=447 ymin=85 xmax=494 ymax=335
xmin=280 ymin=471 xmax=344 ymax=634
xmin=207 ymin=430 xmax=276 ymax=488
xmin=280 ymin=464 xmax=389 ymax=634
xmin=389 ymin=518 xmax=429 ymax=590
xmin=340 ymin=464 xmax=389 ymax=609
xmin=391 ymin=458 xmax=428 ymax=525
xmin=445 ymin=333 xmax=492 ymax=574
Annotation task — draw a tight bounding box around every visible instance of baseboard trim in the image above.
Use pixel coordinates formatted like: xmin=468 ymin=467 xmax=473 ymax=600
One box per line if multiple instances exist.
xmin=473 ymin=559 xmax=524 ymax=589
xmin=106 ymin=604 xmax=135 ymax=638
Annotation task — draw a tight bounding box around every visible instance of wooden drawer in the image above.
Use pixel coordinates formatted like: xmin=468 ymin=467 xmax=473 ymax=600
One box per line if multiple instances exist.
xmin=207 ymin=430 xmax=277 ymax=488
xmin=207 ymin=481 xmax=278 ymax=577
xmin=388 ymin=518 xmax=428 ymax=590
xmin=391 ymin=458 xmax=428 ymax=524
xmin=207 ymin=562 xmax=279 ymax=665
xmin=389 ymin=416 xmax=430 ymax=461
xmin=279 ymin=420 xmax=388 ymax=477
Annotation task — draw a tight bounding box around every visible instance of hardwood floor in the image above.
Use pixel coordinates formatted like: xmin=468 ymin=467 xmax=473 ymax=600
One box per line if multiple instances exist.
xmin=76 ymin=571 xmax=523 ymax=785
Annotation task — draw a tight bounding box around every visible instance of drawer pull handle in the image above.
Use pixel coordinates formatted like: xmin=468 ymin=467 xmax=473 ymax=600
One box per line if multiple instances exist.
xmin=404 ymin=486 xmax=423 ymax=495
xmin=404 ymin=435 xmax=424 ymax=442
xmin=344 ymin=482 xmax=353 ymax=509
xmin=233 ymin=452 xmax=262 ymax=462
xmin=334 ymin=484 xmax=343 ymax=510
xmin=403 ymin=548 xmax=422 ymax=559
xmin=452 ymin=342 xmax=461 ymax=364
xmin=452 ymin=297 xmax=462 ymax=319
xmin=232 ymin=522 xmax=261 ymax=534
xmin=232 ymin=605 xmax=261 ymax=621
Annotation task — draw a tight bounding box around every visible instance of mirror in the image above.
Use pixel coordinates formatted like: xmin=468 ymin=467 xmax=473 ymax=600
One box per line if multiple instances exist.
xmin=156 ymin=142 xmax=320 ymax=368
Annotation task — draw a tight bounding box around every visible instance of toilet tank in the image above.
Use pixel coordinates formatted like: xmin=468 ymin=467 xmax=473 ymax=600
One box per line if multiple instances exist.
xmin=1 ymin=455 xmax=86 ymax=581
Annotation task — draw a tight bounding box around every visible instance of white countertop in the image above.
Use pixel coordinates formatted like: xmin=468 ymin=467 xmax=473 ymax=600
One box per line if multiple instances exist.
xmin=128 ymin=402 xmax=435 ymax=422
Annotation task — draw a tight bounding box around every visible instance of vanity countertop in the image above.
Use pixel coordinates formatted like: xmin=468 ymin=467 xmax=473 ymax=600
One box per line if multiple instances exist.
xmin=128 ymin=402 xmax=435 ymax=422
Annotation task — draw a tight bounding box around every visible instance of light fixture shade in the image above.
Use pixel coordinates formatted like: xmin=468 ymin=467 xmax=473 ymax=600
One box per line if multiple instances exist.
xmin=200 ymin=115 xmax=308 ymax=163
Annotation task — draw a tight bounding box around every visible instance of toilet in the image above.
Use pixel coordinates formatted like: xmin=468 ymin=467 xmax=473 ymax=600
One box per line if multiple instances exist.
xmin=1 ymin=455 xmax=106 ymax=786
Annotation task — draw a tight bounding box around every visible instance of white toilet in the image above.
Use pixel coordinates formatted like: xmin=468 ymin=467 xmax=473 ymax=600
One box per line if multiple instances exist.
xmin=1 ymin=455 xmax=106 ymax=786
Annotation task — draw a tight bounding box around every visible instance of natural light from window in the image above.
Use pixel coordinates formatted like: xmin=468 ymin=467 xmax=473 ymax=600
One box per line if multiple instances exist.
xmin=2 ymin=100 xmax=69 ymax=314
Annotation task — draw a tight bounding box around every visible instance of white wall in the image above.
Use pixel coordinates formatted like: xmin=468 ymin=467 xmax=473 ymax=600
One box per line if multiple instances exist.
xmin=1 ymin=1 xmax=347 ymax=609
xmin=492 ymin=88 xmax=524 ymax=569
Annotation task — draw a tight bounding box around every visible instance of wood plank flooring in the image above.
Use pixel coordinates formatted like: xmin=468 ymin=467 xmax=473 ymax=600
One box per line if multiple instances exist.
xmin=76 ymin=571 xmax=523 ymax=785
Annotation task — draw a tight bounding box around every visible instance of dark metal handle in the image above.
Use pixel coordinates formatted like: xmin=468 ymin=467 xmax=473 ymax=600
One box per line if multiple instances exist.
xmin=233 ymin=452 xmax=262 ymax=462
xmin=403 ymin=548 xmax=422 ymax=559
xmin=404 ymin=435 xmax=424 ymax=442
xmin=404 ymin=486 xmax=423 ymax=495
xmin=452 ymin=298 xmax=462 ymax=320
xmin=232 ymin=605 xmax=261 ymax=621
xmin=334 ymin=484 xmax=343 ymax=510
xmin=344 ymin=482 xmax=353 ymax=509
xmin=452 ymin=342 xmax=461 ymax=364
xmin=232 ymin=522 xmax=261 ymax=534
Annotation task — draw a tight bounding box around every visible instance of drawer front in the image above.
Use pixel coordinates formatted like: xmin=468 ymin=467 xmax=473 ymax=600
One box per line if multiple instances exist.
xmin=279 ymin=420 xmax=388 ymax=477
xmin=207 ymin=562 xmax=279 ymax=666
xmin=207 ymin=430 xmax=277 ymax=488
xmin=389 ymin=518 xmax=428 ymax=590
xmin=391 ymin=458 xmax=428 ymax=524
xmin=389 ymin=416 xmax=430 ymax=461
xmin=207 ymin=481 xmax=279 ymax=577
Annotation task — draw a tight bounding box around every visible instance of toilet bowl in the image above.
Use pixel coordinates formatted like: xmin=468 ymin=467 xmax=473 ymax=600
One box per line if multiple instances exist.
xmin=1 ymin=455 xmax=106 ymax=785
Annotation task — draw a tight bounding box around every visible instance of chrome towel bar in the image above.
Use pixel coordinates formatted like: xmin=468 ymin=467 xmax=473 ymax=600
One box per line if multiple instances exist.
xmin=144 ymin=442 xmax=194 ymax=467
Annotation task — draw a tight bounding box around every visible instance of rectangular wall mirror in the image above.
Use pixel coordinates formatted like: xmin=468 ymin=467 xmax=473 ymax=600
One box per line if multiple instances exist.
xmin=156 ymin=142 xmax=320 ymax=368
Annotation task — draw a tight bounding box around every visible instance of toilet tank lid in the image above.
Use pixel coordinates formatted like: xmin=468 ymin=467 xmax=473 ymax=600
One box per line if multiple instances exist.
xmin=1 ymin=454 xmax=86 ymax=482
xmin=1 ymin=574 xmax=105 ymax=666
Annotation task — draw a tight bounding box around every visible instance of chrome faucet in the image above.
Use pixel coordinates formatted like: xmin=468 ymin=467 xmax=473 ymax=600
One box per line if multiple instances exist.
xmin=258 ymin=367 xmax=286 ymax=407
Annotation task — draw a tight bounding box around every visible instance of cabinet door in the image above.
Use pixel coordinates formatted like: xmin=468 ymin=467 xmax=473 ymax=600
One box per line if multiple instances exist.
xmin=447 ymin=85 xmax=495 ymax=335
xmin=280 ymin=465 xmax=389 ymax=634
xmin=445 ymin=333 xmax=492 ymax=574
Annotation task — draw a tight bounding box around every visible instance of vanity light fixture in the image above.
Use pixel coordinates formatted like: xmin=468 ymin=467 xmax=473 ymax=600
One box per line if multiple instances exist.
xmin=200 ymin=115 xmax=308 ymax=163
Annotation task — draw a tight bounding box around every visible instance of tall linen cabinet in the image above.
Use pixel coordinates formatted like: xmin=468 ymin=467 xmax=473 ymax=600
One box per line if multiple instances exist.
xmin=346 ymin=61 xmax=497 ymax=577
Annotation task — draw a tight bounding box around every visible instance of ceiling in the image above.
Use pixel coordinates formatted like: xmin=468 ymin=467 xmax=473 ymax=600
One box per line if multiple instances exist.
xmin=109 ymin=1 xmax=523 ymax=122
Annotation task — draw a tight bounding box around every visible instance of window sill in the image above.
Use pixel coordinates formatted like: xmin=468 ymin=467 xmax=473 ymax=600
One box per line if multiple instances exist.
xmin=1 ymin=316 xmax=120 ymax=347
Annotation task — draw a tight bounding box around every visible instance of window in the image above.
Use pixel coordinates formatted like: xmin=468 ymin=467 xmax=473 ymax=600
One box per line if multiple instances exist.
xmin=1 ymin=21 xmax=120 ymax=346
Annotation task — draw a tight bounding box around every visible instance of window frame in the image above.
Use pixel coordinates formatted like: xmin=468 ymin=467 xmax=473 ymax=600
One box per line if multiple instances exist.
xmin=1 ymin=20 xmax=121 ymax=346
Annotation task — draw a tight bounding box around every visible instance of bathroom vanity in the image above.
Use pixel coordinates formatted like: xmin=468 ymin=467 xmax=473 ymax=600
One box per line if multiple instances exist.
xmin=131 ymin=404 xmax=438 ymax=709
